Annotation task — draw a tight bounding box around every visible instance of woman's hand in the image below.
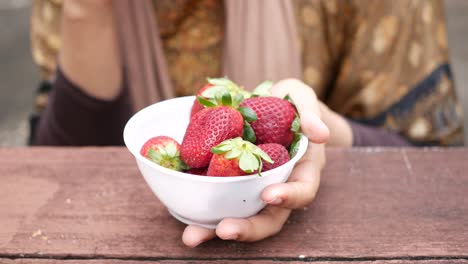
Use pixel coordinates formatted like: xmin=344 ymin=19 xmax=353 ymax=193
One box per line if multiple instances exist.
xmin=181 ymin=79 xmax=329 ymax=247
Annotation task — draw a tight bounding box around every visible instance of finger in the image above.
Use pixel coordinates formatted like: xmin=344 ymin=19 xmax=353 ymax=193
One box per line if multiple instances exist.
xmin=261 ymin=181 xmax=320 ymax=209
xmin=182 ymin=225 xmax=217 ymax=248
xmin=216 ymin=206 xmax=291 ymax=242
xmin=288 ymin=143 xmax=326 ymax=182
xmin=261 ymin=143 xmax=324 ymax=208
xmin=300 ymin=112 xmax=330 ymax=144
xmin=271 ymin=79 xmax=329 ymax=143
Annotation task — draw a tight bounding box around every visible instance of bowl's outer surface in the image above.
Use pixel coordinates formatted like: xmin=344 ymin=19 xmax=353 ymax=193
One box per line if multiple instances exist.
xmin=124 ymin=96 xmax=308 ymax=228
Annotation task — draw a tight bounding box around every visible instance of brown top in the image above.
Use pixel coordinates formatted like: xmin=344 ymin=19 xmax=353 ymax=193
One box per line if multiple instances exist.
xmin=34 ymin=68 xmax=132 ymax=146
xmin=31 ymin=0 xmax=464 ymax=146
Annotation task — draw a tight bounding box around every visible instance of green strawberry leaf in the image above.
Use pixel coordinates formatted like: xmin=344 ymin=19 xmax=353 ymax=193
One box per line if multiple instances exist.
xmin=283 ymin=94 xmax=294 ymax=103
xmin=148 ymin=147 xmax=189 ymax=171
xmin=221 ymin=92 xmax=232 ymax=106
xmin=207 ymin=77 xmax=235 ymax=88
xmin=240 ymin=90 xmax=253 ymax=99
xmin=197 ymin=96 xmax=217 ymax=108
xmin=289 ymin=113 xmax=302 ymax=158
xmin=212 ymin=138 xmax=275 ymax=176
xmin=291 ymin=116 xmax=301 ymax=133
xmin=242 ymin=121 xmax=257 ymax=143
xmin=232 ymin=94 xmax=245 ymax=108
xmin=211 ymin=148 xmax=226 ymax=154
xmin=252 ymin=80 xmax=273 ymax=97
xmin=225 ymin=148 xmax=242 ymax=159
xmin=214 ymin=91 xmax=223 ymax=104
xmin=239 ymin=151 xmax=260 ymax=173
xmin=251 ymin=146 xmax=273 ymax=164
xmin=284 ymin=94 xmax=300 ymax=117
xmin=201 ymin=85 xmax=229 ymax=98
xmin=289 ymin=133 xmax=302 ymax=158
xmin=157 ymin=146 xmax=167 ymax=156
xmin=164 ymin=143 xmax=179 ymax=157
xmin=211 ymin=142 xmax=234 ymax=154
xmin=148 ymin=148 xmax=162 ymax=163
xmin=238 ymin=107 xmax=257 ymax=122
xmin=256 ymin=155 xmax=264 ymax=176
xmin=179 ymin=161 xmax=190 ymax=171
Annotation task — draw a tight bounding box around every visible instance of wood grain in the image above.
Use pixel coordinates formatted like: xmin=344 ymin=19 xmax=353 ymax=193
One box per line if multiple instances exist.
xmin=0 ymin=147 xmax=467 ymax=261
xmin=1 ymin=259 xmax=468 ymax=264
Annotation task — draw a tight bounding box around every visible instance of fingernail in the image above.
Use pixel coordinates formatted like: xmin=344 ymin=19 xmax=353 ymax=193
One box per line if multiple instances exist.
xmin=266 ymin=197 xmax=283 ymax=205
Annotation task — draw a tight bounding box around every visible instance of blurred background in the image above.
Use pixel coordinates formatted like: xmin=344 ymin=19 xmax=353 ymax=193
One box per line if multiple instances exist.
xmin=0 ymin=0 xmax=467 ymax=146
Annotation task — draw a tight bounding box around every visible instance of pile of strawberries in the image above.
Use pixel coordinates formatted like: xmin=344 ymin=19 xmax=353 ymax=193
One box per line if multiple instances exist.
xmin=140 ymin=78 xmax=302 ymax=177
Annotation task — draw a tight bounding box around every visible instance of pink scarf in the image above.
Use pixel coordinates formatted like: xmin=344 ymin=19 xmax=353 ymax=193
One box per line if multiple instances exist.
xmin=114 ymin=0 xmax=302 ymax=112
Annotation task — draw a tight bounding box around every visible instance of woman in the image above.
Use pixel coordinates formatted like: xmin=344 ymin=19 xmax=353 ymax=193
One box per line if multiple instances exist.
xmin=30 ymin=0 xmax=464 ymax=247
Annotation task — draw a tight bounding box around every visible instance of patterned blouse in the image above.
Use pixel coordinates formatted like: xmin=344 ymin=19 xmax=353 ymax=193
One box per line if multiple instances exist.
xmin=31 ymin=0 xmax=464 ymax=146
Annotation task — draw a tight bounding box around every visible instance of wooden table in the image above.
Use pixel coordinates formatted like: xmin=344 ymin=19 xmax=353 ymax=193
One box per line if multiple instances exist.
xmin=0 ymin=147 xmax=467 ymax=264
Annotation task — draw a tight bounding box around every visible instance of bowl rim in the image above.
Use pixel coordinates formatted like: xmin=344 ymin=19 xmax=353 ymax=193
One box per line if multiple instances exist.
xmin=123 ymin=96 xmax=309 ymax=183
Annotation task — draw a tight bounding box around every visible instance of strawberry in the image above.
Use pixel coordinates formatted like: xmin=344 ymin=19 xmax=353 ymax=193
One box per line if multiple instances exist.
xmin=257 ymin=143 xmax=290 ymax=171
xmin=185 ymin=167 xmax=208 ymax=176
xmin=207 ymin=154 xmax=247 ymax=177
xmin=190 ymin=78 xmax=251 ymax=118
xmin=180 ymin=106 xmax=244 ymax=168
xmin=190 ymin=84 xmax=213 ymax=117
xmin=240 ymin=96 xmax=299 ymax=147
xmin=207 ymin=137 xmax=273 ymax=176
xmin=140 ymin=136 xmax=188 ymax=171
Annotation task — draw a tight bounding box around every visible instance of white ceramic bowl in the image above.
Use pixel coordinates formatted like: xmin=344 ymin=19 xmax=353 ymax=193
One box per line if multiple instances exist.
xmin=123 ymin=96 xmax=308 ymax=229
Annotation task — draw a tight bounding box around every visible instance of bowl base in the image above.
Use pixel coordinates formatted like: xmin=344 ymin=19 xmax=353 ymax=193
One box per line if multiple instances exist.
xmin=168 ymin=209 xmax=217 ymax=229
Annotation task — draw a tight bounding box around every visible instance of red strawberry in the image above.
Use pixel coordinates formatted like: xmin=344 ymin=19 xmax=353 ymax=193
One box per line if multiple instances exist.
xmin=240 ymin=96 xmax=298 ymax=147
xmin=207 ymin=137 xmax=273 ymax=176
xmin=181 ymin=106 xmax=244 ymax=168
xmin=190 ymin=84 xmax=213 ymax=117
xmin=185 ymin=167 xmax=208 ymax=176
xmin=257 ymin=143 xmax=290 ymax=171
xmin=140 ymin=136 xmax=188 ymax=171
xmin=207 ymin=154 xmax=247 ymax=177
xmin=190 ymin=78 xmax=251 ymax=117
